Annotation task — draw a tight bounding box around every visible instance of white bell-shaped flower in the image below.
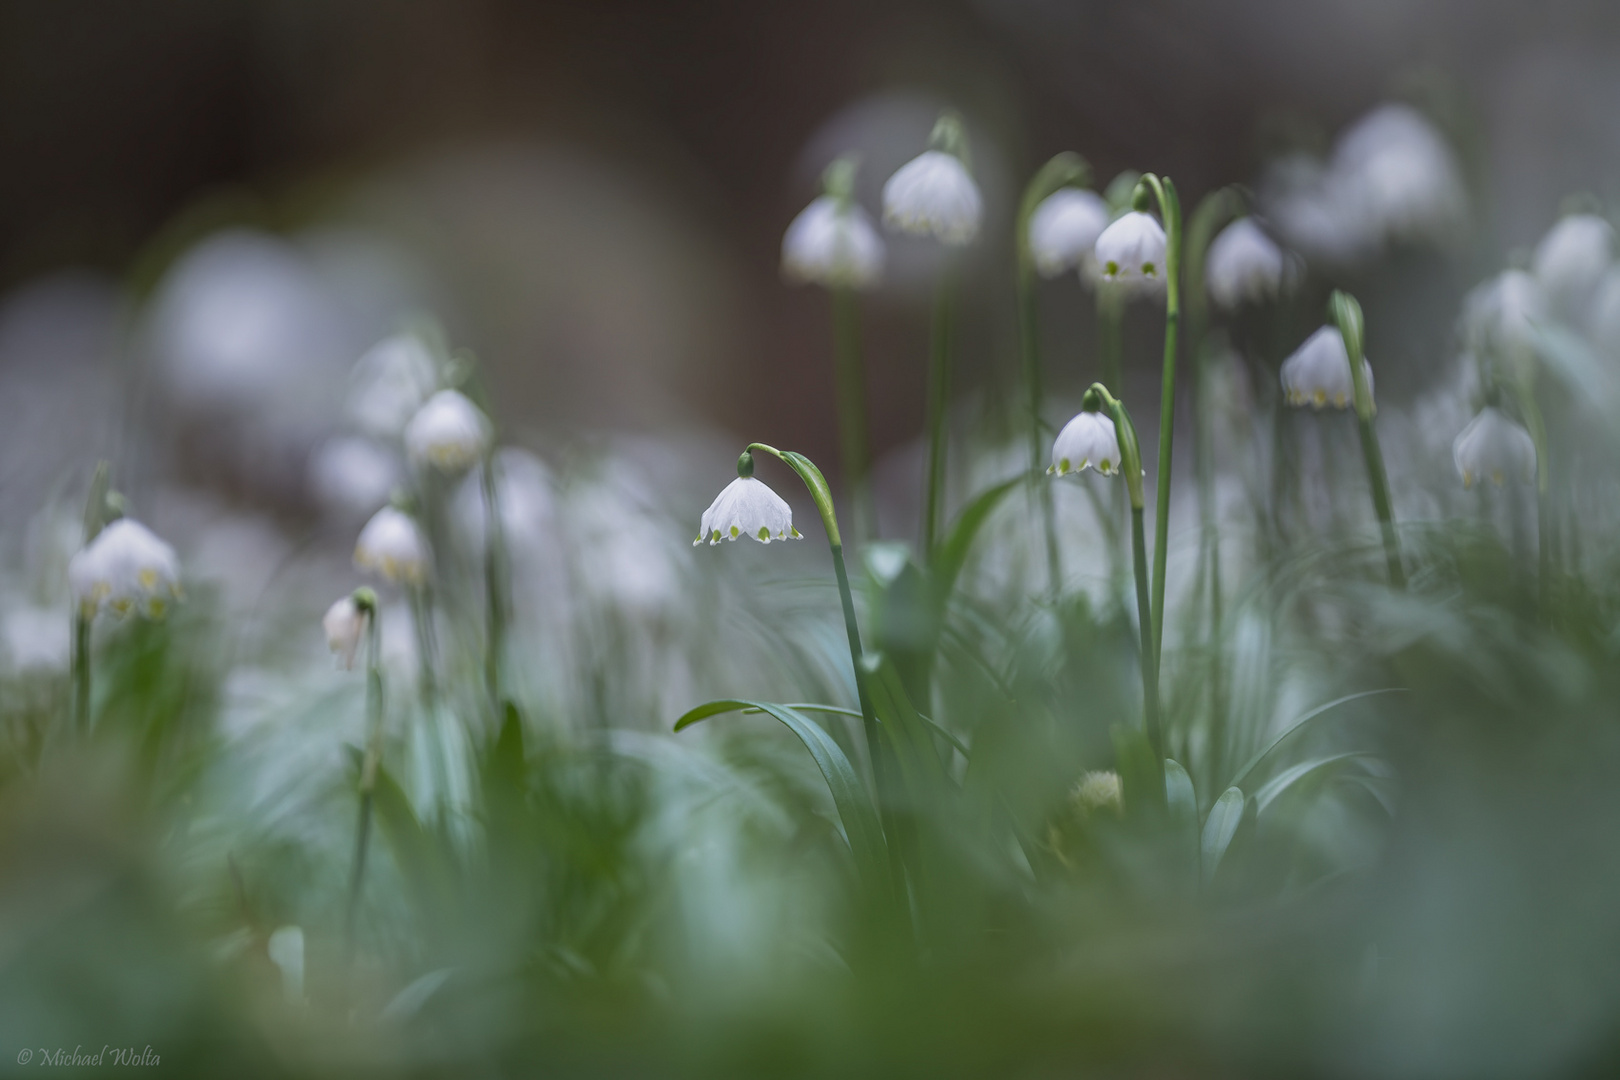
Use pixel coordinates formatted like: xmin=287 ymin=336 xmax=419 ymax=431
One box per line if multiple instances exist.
xmin=1532 ymin=213 xmax=1613 ymax=317
xmin=308 ymin=436 xmax=402 ymax=516
xmin=347 ymin=334 xmax=439 ymax=440
xmin=1028 ymin=189 xmax=1110 ymax=278
xmin=1048 ymin=410 xmax=1121 ymax=477
xmin=782 ymin=195 xmax=885 ymax=288
xmin=1332 ymin=104 xmax=1467 ymax=247
xmin=1462 ymin=270 xmax=1545 ymax=360
xmin=322 ymin=596 xmax=365 ymax=670
xmin=404 ymin=390 xmax=492 ymax=473
xmin=1206 ymin=217 xmax=1299 ymax=310
xmin=882 ymin=150 xmax=982 ymax=246
xmin=1453 ymin=407 xmax=1536 ymax=489
xmin=1094 ymin=211 xmax=1168 ymax=287
xmin=695 ymin=477 xmax=801 ymax=546
xmin=69 ymin=519 xmax=183 ymax=620
xmin=354 ymin=507 xmax=429 ymax=584
xmin=1281 ymin=326 xmax=1375 ymax=410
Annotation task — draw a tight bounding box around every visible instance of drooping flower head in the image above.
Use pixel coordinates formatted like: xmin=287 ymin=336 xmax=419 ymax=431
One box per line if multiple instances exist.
xmin=1205 ymin=217 xmax=1300 ymax=310
xmin=1281 ymin=326 xmax=1375 ymax=410
xmin=1049 ymin=408 xmax=1121 ymax=477
xmin=322 ymin=593 xmax=370 ymax=670
xmin=1532 ymin=213 xmax=1613 ymax=318
xmin=347 ymin=333 xmax=440 ymax=440
xmin=1453 ymin=406 xmax=1536 ymax=489
xmin=308 ymin=435 xmax=402 ymax=516
xmin=1028 ymin=188 xmax=1111 ymax=278
xmin=783 ymin=156 xmax=885 ymax=289
xmin=1094 ymin=210 xmax=1167 ymax=287
xmin=69 ymin=519 xmax=183 ymax=620
xmin=1462 ymin=269 xmax=1545 ymax=365
xmin=695 ymin=452 xmax=801 ymax=546
xmin=882 ymin=111 xmax=982 ymax=247
xmin=354 ymin=506 xmax=429 ymax=584
xmin=404 ymin=389 xmax=492 ymax=473
xmin=1331 ymin=103 xmax=1467 ymax=248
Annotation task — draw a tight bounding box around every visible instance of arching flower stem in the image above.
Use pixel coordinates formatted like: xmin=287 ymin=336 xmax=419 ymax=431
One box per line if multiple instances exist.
xmin=1139 ymin=173 xmax=1183 ymax=670
xmin=1079 ymin=386 xmax=1165 ymax=779
xmin=345 ymin=589 xmax=383 ymax=960
xmin=1330 ymin=291 xmax=1406 ymax=589
xmin=1018 ymin=153 xmax=1092 ymax=596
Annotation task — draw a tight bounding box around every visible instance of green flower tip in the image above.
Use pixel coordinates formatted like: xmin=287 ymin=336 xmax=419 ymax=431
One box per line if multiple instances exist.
xmin=351 ymin=586 xmax=378 ymax=613
xmin=928 ymin=109 xmax=971 ymax=167
xmin=1130 ymin=182 xmax=1152 ymax=213
xmin=736 ymin=450 xmax=755 ymax=478
xmin=822 ymin=155 xmax=858 ymax=201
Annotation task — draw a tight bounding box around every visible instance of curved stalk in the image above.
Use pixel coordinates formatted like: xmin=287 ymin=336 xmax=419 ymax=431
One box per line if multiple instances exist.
xmin=1330 ymin=291 xmax=1405 ymax=589
xmin=1076 ymin=386 xmax=1163 ymax=772
xmin=1139 ymin=174 xmax=1183 ymax=672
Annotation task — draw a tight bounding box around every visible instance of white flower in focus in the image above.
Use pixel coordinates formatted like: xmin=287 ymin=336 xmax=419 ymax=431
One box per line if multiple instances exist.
xmin=1048 ymin=410 xmax=1120 ymax=477
xmin=322 ymin=596 xmax=365 ymax=670
xmin=404 ymin=390 xmax=492 ymax=473
xmin=308 ymin=436 xmax=401 ymax=515
xmin=1332 ymin=104 xmax=1467 ymax=246
xmin=1462 ymin=270 xmax=1545 ymax=361
xmin=347 ymin=334 xmax=439 ymax=439
xmin=1206 ymin=218 xmax=1299 ymax=309
xmin=69 ymin=519 xmax=183 ymax=620
xmin=1453 ymin=407 xmax=1536 ymax=489
xmin=695 ymin=477 xmax=801 ymax=545
xmin=1028 ymin=188 xmax=1110 ymax=278
xmin=1281 ymin=326 xmax=1374 ymax=410
xmin=782 ymin=196 xmax=885 ymax=288
xmin=354 ymin=507 xmax=429 ymax=584
xmin=882 ymin=150 xmax=982 ymax=246
xmin=1094 ymin=211 xmax=1168 ymax=287
xmin=1532 ymin=213 xmax=1613 ymax=317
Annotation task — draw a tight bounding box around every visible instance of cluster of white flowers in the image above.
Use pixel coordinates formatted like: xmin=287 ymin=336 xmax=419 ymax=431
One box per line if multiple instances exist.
xmin=68 ymin=519 xmax=182 ymax=620
xmin=1281 ymin=326 xmax=1375 ymax=410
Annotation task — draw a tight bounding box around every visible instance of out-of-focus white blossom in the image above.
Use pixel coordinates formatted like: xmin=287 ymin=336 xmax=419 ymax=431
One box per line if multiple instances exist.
xmin=782 ymin=196 xmax=885 ymax=288
xmin=354 ymin=507 xmax=429 ymax=584
xmin=322 ymin=596 xmax=366 ymax=670
xmin=1453 ymin=407 xmax=1536 ymax=488
xmin=1205 ymin=218 xmax=1299 ymax=309
xmin=1048 ymin=411 xmax=1121 ymax=477
xmin=1028 ymin=189 xmax=1110 ymax=278
xmin=452 ymin=447 xmax=556 ymax=553
xmin=1462 ymin=270 xmax=1546 ymax=361
xmin=4 ymin=605 xmax=70 ymax=671
xmin=1074 ymin=770 xmax=1123 ymax=815
xmin=882 ymin=150 xmax=982 ymax=246
xmin=1094 ymin=212 xmax=1168 ymax=287
xmin=347 ymin=334 xmax=440 ymax=440
xmin=1586 ymin=267 xmax=1620 ymax=352
xmin=1532 ymin=213 xmax=1613 ymax=317
xmin=1281 ymin=326 xmax=1374 ymax=410
xmin=695 ymin=477 xmax=801 ymax=546
xmin=68 ymin=519 xmax=183 ymax=620
xmin=404 ymin=390 xmax=492 ymax=473
xmin=266 ymin=926 xmax=305 ymax=1004
xmin=309 ymin=436 xmax=401 ymax=516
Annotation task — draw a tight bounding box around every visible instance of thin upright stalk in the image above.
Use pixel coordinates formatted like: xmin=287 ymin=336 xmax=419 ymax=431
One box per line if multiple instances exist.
xmin=1141 ymin=174 xmax=1183 ymax=670
xmin=1514 ymin=385 xmax=1552 ymax=616
xmin=480 ymin=453 xmax=508 ymax=712
xmin=922 ymin=267 xmax=955 ymax=561
xmin=409 ymin=584 xmax=439 ymax=708
xmin=1017 ymin=266 xmax=1062 ymax=595
xmin=832 ymin=286 xmax=877 ymax=544
xmin=1098 ymin=289 xmax=1123 ymax=393
xmin=1331 ymin=291 xmax=1405 ymax=589
xmin=345 ymin=604 xmax=383 ymax=957
xmin=71 ymin=612 xmax=91 ymax=736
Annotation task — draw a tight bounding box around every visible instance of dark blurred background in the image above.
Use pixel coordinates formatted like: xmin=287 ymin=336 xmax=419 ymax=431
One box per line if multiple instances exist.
xmin=4 ymin=0 xmax=1620 ymax=476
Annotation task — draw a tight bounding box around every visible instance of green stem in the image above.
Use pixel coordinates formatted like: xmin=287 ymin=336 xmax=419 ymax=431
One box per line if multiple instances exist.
xmin=481 ymin=453 xmax=508 ymax=713
xmin=1018 ymin=265 xmax=1062 ymax=595
xmin=1330 ymin=292 xmax=1405 ymax=589
xmin=346 ymin=606 xmax=383 ymax=956
xmin=922 ymin=268 xmax=955 ymax=561
xmin=1098 ymin=289 xmax=1123 ymax=393
xmin=409 ymin=584 xmax=440 ymax=708
xmin=1141 ymin=174 xmax=1182 ymax=672
xmin=832 ymin=286 xmax=877 ymax=544
xmin=1513 ymin=386 xmax=1552 ymax=617
xmin=71 ymin=612 xmax=91 ymax=736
